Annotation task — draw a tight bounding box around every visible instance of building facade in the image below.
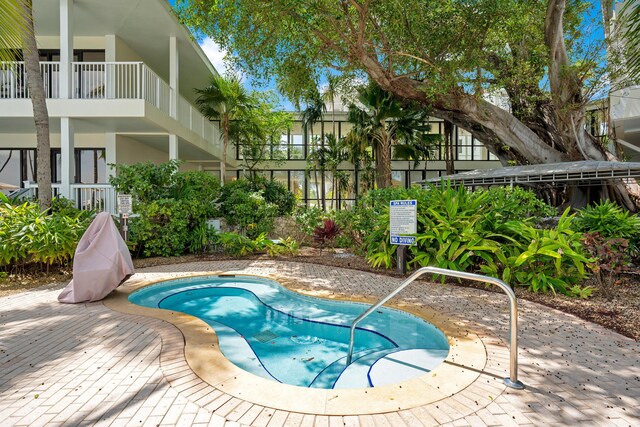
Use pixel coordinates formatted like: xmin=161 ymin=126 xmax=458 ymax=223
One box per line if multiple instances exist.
xmin=0 ymin=0 xmax=226 ymax=210
xmin=0 ymin=0 xmax=502 ymax=211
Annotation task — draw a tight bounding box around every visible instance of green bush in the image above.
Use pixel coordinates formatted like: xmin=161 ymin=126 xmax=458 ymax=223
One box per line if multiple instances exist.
xmin=574 ymin=200 xmax=640 ymax=240
xmin=294 ymin=205 xmax=325 ymax=236
xmin=219 ymin=187 xmax=279 ymax=239
xmin=0 ymin=201 xmax=91 ymax=270
xmin=219 ymin=177 xmax=295 ymax=216
xmin=129 ymin=199 xmax=193 ymax=257
xmin=215 ymin=232 xmax=257 ymax=256
xmin=360 ymin=184 xmax=593 ymax=297
xmin=479 ymin=186 xmax=557 ymax=225
xmin=110 ymin=161 xmax=222 ymax=257
xmin=482 ymin=209 xmax=592 ymax=295
xmin=217 ymin=177 xmax=294 ymax=239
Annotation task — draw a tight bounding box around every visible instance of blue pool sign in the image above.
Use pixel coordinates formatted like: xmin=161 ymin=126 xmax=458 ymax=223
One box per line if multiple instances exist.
xmin=390 ymin=200 xmax=417 ymax=245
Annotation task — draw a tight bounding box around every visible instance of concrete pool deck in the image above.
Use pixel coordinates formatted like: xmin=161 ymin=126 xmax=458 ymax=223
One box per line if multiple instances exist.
xmin=0 ymin=260 xmax=638 ymax=426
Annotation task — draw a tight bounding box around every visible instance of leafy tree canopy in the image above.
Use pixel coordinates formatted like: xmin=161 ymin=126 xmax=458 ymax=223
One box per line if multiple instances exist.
xmin=177 ymin=0 xmax=593 ymax=106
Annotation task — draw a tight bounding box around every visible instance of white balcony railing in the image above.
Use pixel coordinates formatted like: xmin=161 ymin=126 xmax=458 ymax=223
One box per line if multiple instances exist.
xmin=23 ymin=182 xmax=117 ymax=215
xmin=1 ymin=60 xmax=216 ymax=145
xmin=72 ymin=62 xmax=173 ymax=117
xmin=0 ymin=61 xmax=60 ymax=99
xmin=177 ymin=93 xmax=217 ymax=147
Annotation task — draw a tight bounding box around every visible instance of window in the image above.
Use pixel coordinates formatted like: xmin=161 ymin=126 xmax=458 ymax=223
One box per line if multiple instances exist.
xmin=0 ymin=149 xmax=35 ymax=189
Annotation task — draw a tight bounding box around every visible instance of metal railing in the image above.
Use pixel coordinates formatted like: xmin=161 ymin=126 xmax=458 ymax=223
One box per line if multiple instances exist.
xmin=0 ymin=61 xmax=60 ymax=98
xmin=177 ymin=93 xmax=217 ymax=143
xmin=22 ymin=182 xmax=116 ymax=215
xmin=2 ymin=60 xmax=217 ymax=145
xmin=346 ymin=266 xmax=525 ymax=390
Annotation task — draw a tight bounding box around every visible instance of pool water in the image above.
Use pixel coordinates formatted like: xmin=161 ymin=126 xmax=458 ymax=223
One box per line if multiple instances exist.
xmin=129 ymin=275 xmax=449 ymax=389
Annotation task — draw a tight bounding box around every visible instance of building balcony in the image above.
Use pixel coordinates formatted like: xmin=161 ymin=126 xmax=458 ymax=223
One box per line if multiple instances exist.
xmin=0 ymin=61 xmax=215 ymax=143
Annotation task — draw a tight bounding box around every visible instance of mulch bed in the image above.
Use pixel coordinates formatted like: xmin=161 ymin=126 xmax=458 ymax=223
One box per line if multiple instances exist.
xmin=2 ymin=248 xmax=638 ymax=341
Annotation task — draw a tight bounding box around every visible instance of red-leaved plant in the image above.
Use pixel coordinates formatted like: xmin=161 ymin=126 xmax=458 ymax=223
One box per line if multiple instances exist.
xmin=581 ymin=231 xmax=629 ymax=300
xmin=313 ymin=219 xmax=341 ymax=253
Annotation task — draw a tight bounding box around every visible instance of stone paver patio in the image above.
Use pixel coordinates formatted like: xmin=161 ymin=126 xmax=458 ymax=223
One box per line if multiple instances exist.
xmin=1 ymin=260 xmax=638 ymax=426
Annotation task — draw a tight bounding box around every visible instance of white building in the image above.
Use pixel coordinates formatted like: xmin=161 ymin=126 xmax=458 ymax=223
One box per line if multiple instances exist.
xmin=610 ymin=1 xmax=640 ymax=159
xmin=0 ymin=0 xmax=230 ymax=210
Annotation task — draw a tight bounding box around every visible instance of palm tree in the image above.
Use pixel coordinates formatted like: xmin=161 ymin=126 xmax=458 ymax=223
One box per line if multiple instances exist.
xmin=392 ymin=109 xmax=440 ymax=173
xmin=345 ymin=83 xmax=403 ymax=188
xmin=196 ymin=74 xmax=252 ymax=184
xmin=301 ymin=90 xmax=326 ymax=207
xmin=322 ymin=74 xmax=340 ymax=136
xmin=311 ymin=133 xmax=347 ymax=209
xmin=0 ymin=1 xmax=28 ymax=62
xmin=347 ymin=83 xmax=441 ymax=188
xmin=2 ymin=0 xmax=52 ymax=210
xmin=23 ymin=0 xmax=52 ymax=210
xmin=620 ymin=1 xmax=640 ymax=81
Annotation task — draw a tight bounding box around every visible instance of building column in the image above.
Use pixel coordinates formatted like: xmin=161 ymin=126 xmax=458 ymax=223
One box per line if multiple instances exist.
xmin=169 ymin=36 xmax=179 ymax=118
xmin=60 ymin=118 xmax=75 ymax=199
xmin=169 ymin=135 xmax=179 ymax=161
xmin=104 ymin=35 xmax=117 ymax=99
xmin=105 ymin=132 xmax=117 ymax=180
xmin=60 ymin=0 xmax=74 ymax=99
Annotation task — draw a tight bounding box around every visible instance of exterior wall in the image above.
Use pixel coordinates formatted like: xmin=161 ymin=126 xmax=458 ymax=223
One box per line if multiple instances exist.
xmin=36 ymin=36 xmax=105 ymax=50
xmin=115 ymin=135 xmax=168 ymax=165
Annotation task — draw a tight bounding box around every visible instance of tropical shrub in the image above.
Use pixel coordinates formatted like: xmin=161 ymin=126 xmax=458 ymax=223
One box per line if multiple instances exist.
xmin=313 ymin=219 xmax=341 ymax=252
xmin=581 ymin=232 xmax=629 ymax=300
xmin=479 ymin=186 xmax=557 ymax=225
xmin=266 ymin=237 xmax=300 ymax=256
xmin=294 ymin=205 xmax=325 ymax=238
xmin=0 ymin=200 xmax=92 ymax=271
xmin=408 ymin=186 xmax=502 ymax=272
xmin=360 ymin=184 xmax=593 ymax=297
xmin=110 ymin=161 xmax=221 ymax=257
xmin=214 ymin=232 xmax=299 ymax=257
xmin=218 ymin=186 xmax=279 ymax=239
xmin=483 ymin=210 xmax=592 ymax=295
xmin=189 ymin=222 xmax=220 ymax=254
xmin=218 ymin=177 xmax=295 ymax=239
xmin=574 ymin=200 xmax=640 ymax=256
xmin=574 ymin=200 xmax=640 ymax=239
xmin=128 ymin=199 xmax=193 ymax=257
xmin=216 ymin=232 xmax=258 ymax=256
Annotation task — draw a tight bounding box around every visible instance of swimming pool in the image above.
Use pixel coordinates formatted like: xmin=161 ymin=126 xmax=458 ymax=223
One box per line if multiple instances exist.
xmin=129 ymin=275 xmax=450 ymax=389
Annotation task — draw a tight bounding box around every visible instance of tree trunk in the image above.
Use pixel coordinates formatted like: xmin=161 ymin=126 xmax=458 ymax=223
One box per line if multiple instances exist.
xmin=443 ymin=121 xmax=455 ymax=175
xmin=221 ymin=115 xmax=229 ymax=184
xmin=375 ymin=130 xmax=392 ymax=188
xmin=22 ymin=0 xmax=51 ymax=212
xmin=354 ymin=21 xmax=639 ymax=209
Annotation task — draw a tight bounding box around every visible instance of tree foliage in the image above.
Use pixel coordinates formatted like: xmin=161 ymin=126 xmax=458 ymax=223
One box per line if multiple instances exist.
xmin=231 ymin=93 xmax=293 ymax=176
xmin=177 ymin=0 xmax=638 ymax=208
xmin=196 ymin=73 xmax=253 ymax=183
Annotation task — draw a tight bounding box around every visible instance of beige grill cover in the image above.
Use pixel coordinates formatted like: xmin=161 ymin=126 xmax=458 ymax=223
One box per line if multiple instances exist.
xmin=58 ymin=212 xmax=134 ymax=303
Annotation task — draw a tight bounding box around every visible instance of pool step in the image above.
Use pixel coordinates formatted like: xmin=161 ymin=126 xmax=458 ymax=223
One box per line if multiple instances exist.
xmin=207 ymin=320 xmax=278 ymax=382
xmin=333 ymin=348 xmax=450 ymax=389
xmin=367 ymin=348 xmax=450 ymax=387
xmin=308 ymin=347 xmax=384 ymax=389
xmin=333 ymin=348 xmax=400 ymax=389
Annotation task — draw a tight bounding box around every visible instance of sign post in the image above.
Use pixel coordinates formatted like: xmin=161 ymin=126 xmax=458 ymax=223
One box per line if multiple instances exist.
xmin=117 ymin=194 xmax=133 ymax=241
xmin=390 ymin=200 xmax=417 ymax=274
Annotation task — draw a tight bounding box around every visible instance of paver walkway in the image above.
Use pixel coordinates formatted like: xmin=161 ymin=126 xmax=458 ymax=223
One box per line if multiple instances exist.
xmin=0 ymin=260 xmax=638 ymax=426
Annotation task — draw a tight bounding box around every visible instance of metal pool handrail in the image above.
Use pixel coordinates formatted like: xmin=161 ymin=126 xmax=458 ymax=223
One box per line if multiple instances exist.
xmin=345 ymin=266 xmax=525 ymax=390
